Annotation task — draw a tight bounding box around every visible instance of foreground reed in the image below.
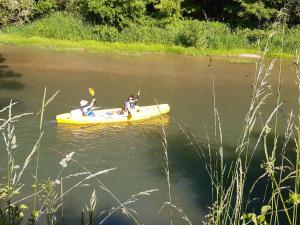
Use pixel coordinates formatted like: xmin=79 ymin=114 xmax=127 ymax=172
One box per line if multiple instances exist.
xmin=0 ymin=90 xmax=162 ymax=225
xmin=0 ymin=91 xmax=128 ymax=225
xmin=176 ymin=45 xmax=300 ymax=225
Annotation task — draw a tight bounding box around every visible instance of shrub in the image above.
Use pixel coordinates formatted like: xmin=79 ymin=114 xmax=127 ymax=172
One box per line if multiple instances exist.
xmin=4 ymin=12 xmax=94 ymax=40
xmin=264 ymin=25 xmax=300 ymax=53
xmin=235 ymin=25 xmax=300 ymax=53
xmin=238 ymin=28 xmax=269 ymax=46
xmin=175 ymin=20 xmax=242 ymax=49
xmin=119 ymin=24 xmax=177 ymax=44
xmin=92 ymin=25 xmax=119 ymax=42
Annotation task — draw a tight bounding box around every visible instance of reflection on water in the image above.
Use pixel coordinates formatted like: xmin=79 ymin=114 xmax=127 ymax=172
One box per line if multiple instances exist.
xmin=56 ymin=115 xmax=169 ymax=134
xmin=0 ymin=45 xmax=298 ymax=224
xmin=0 ymin=53 xmax=24 ymax=90
xmin=0 ymin=52 xmax=25 ymax=108
xmin=55 ymin=116 xmax=169 ymax=152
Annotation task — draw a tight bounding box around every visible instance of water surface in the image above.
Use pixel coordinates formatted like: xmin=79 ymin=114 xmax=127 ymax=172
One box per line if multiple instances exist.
xmin=0 ymin=45 xmax=297 ymax=225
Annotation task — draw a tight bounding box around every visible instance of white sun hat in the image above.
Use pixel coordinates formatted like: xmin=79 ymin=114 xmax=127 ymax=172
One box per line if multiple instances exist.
xmin=80 ymin=100 xmax=88 ymax=107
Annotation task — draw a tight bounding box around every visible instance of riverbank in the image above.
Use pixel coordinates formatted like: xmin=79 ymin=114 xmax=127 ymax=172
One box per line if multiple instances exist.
xmin=0 ymin=33 xmax=293 ymax=59
xmin=1 ymin=12 xmax=297 ymax=58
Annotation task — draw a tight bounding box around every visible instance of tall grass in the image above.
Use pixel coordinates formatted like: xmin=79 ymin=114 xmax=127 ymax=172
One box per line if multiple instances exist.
xmin=3 ymin=12 xmax=94 ymax=41
xmin=160 ymin=125 xmax=173 ymax=225
xmin=294 ymin=52 xmax=300 ymax=225
xmin=1 ymin=101 xmax=32 ymax=201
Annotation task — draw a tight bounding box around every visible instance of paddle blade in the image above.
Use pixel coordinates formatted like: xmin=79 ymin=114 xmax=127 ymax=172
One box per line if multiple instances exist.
xmin=89 ymin=88 xmax=95 ymax=97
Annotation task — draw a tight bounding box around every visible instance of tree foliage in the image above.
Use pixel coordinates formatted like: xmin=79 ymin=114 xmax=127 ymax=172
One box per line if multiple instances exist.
xmin=78 ymin=0 xmax=147 ymax=29
xmin=34 ymin=0 xmax=58 ymax=17
xmin=286 ymin=0 xmax=300 ymax=25
xmin=0 ymin=0 xmax=299 ymax=29
xmin=237 ymin=0 xmax=282 ymax=28
xmin=0 ymin=0 xmax=35 ymax=27
xmin=154 ymin=0 xmax=183 ymax=24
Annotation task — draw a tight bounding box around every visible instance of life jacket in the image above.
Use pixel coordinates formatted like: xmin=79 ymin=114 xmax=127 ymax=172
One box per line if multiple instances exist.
xmin=124 ymin=100 xmax=136 ymax=111
xmin=129 ymin=100 xmax=136 ymax=109
xmin=81 ymin=106 xmax=94 ymax=116
xmin=124 ymin=101 xmax=130 ymax=111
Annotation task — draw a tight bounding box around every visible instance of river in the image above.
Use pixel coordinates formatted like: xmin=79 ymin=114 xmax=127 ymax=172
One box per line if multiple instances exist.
xmin=0 ymin=45 xmax=298 ymax=225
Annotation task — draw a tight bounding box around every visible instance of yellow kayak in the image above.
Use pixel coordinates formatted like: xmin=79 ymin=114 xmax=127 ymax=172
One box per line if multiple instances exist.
xmin=56 ymin=104 xmax=170 ymax=124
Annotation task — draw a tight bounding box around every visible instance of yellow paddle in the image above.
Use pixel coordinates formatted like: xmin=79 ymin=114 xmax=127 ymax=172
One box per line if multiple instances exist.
xmin=88 ymin=88 xmax=97 ymax=106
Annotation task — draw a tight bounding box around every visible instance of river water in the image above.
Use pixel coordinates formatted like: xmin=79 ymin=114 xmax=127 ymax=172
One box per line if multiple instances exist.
xmin=0 ymin=45 xmax=298 ymax=225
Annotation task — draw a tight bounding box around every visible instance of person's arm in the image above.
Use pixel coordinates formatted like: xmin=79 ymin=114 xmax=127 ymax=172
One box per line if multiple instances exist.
xmin=87 ymin=99 xmax=96 ymax=109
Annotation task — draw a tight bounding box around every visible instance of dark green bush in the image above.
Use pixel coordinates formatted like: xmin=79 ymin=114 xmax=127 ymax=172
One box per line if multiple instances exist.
xmin=33 ymin=0 xmax=58 ymax=18
xmin=0 ymin=202 xmax=23 ymax=225
xmin=76 ymin=0 xmax=147 ymax=29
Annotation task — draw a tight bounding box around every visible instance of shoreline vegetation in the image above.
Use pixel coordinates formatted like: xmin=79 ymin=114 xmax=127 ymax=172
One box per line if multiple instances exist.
xmin=0 ymin=33 xmax=293 ymax=59
xmin=0 ymin=33 xmax=265 ymax=58
xmin=0 ymin=33 xmax=260 ymax=58
xmin=0 ymin=12 xmax=298 ymax=59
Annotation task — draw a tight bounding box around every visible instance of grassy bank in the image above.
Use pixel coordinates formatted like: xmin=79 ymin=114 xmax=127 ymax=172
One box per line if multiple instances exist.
xmin=0 ymin=33 xmax=264 ymax=57
xmin=0 ymin=12 xmax=297 ymax=58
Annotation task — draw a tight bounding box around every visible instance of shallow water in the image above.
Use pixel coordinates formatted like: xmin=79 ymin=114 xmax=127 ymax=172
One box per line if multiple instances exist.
xmin=0 ymin=45 xmax=297 ymax=225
